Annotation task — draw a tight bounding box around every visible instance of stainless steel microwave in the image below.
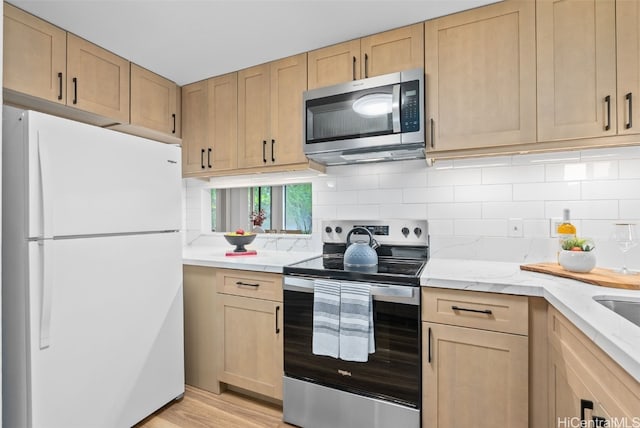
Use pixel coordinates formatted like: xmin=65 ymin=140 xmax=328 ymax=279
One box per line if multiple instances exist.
xmin=303 ymin=68 xmax=425 ymax=165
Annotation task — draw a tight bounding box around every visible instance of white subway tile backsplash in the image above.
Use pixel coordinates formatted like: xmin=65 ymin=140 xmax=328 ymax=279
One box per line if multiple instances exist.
xmin=620 ymin=200 xmax=640 ymax=219
xmin=482 ymin=165 xmax=545 ymax=184
xmin=336 ymin=204 xmax=380 ymax=219
xmin=619 ymin=159 xmax=640 ymax=179
xmin=316 ymin=190 xmax=359 ymax=205
xmin=544 ymin=200 xmax=618 ymax=220
xmin=545 ymin=161 xmax=618 ymax=182
xmin=358 ymin=189 xmax=403 ymax=205
xmin=403 ymin=186 xmax=453 ymax=203
xmin=582 ymin=179 xmax=640 ymax=200
xmin=429 ymin=202 xmax=481 ymax=219
xmin=455 ymin=219 xmax=508 ymax=237
xmin=379 ymin=203 xmax=427 ymax=219
xmin=523 ymin=219 xmax=550 ymax=238
xmin=426 ymin=219 xmax=454 ymax=236
xmin=482 ymin=201 xmax=545 ymax=219
xmin=427 ymin=168 xmax=481 ymax=187
xmin=379 ymin=171 xmax=427 ymax=189
xmin=337 ymin=174 xmax=379 ymax=191
xmin=454 ymin=184 xmax=512 ymax=202
xmin=513 ymin=181 xmax=581 ymax=201
xmin=580 ymin=145 xmax=640 ymax=161
xmin=184 ymin=146 xmax=640 ymax=262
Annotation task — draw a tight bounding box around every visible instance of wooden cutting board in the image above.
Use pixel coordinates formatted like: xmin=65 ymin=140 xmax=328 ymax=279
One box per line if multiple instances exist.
xmin=520 ymin=262 xmax=640 ymax=290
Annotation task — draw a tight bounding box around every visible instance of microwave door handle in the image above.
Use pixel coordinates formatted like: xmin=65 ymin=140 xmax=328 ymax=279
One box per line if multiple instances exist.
xmin=392 ymin=84 xmax=401 ymax=133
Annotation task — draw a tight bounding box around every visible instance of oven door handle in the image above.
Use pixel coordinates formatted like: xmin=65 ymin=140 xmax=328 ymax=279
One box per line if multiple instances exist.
xmin=283 ymin=276 xmax=419 ymax=304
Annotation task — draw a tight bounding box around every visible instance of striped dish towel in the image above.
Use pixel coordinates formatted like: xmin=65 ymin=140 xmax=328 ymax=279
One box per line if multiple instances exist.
xmin=312 ymin=279 xmax=341 ymax=358
xmin=339 ymin=282 xmax=374 ymax=362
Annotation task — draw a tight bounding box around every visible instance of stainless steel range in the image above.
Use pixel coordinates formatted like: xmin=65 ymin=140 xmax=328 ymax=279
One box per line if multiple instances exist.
xmin=282 ymin=219 xmax=428 ymax=428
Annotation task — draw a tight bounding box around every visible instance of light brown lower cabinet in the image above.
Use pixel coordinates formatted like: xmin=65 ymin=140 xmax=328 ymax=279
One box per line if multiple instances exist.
xmin=183 ymin=265 xmax=220 ymax=393
xmin=215 ymin=269 xmax=284 ymax=400
xmin=548 ymin=306 xmax=640 ymax=426
xmin=421 ymin=288 xmax=529 ymax=428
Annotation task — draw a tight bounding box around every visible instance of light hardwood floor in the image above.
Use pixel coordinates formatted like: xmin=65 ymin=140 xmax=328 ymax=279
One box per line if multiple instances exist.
xmin=136 ymin=385 xmax=295 ymax=428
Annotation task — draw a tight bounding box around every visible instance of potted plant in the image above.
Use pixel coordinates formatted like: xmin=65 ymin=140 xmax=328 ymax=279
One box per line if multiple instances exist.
xmin=250 ymin=209 xmax=266 ymax=233
xmin=559 ymin=237 xmax=596 ymax=273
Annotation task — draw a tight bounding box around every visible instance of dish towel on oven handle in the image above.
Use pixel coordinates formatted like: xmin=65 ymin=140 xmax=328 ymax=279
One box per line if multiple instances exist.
xmin=312 ymin=279 xmax=341 ymax=358
xmin=339 ymin=282 xmax=375 ymax=362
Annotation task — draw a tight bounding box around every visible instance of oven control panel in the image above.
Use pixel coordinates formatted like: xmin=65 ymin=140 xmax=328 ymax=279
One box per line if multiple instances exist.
xmin=322 ymin=219 xmax=428 ymax=245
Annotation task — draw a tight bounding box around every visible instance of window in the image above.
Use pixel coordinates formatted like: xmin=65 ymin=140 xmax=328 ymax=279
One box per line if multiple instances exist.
xmin=284 ymin=183 xmax=312 ymax=233
xmin=209 ymin=183 xmax=312 ymax=234
xmin=250 ymin=186 xmax=272 ymax=230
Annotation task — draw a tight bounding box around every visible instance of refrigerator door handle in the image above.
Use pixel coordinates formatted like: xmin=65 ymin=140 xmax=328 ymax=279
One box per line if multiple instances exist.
xmin=40 ymin=240 xmax=53 ymax=349
xmin=38 ymin=139 xmax=54 ymax=239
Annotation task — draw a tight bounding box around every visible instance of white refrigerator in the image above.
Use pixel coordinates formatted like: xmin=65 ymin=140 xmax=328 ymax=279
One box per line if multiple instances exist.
xmin=2 ymin=107 xmax=185 ymax=428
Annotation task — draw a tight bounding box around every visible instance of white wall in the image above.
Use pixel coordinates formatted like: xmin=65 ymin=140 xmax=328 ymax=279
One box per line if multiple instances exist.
xmin=184 ymin=144 xmax=640 ymax=269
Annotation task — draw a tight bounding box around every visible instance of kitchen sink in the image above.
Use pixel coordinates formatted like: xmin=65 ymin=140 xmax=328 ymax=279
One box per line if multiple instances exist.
xmin=593 ymin=296 xmax=640 ymax=328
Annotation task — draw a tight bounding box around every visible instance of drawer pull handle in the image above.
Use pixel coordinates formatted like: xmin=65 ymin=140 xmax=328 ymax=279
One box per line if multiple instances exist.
xmin=626 ymin=92 xmax=633 ymax=129
xmin=427 ymin=327 xmax=432 ymax=363
xmin=604 ymin=95 xmax=611 ymax=131
xmin=451 ymin=305 xmax=492 ymax=315
xmin=236 ymin=281 xmax=260 ymax=288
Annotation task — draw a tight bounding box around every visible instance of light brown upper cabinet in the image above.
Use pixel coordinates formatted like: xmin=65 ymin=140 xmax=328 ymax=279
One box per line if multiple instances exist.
xmin=182 ymin=80 xmax=209 ymax=175
xmin=307 ymin=23 xmax=424 ymax=90
xmin=308 ymin=40 xmax=361 ymax=90
xmin=616 ymin=0 xmax=640 ymax=136
xmin=425 ymin=0 xmax=536 ymax=152
xmin=361 ymin=22 xmax=424 ymax=79
xmin=537 ymin=0 xmax=617 ymax=141
xmin=181 ymin=74 xmax=238 ymax=177
xmin=130 ymin=64 xmax=180 ymax=138
xmin=238 ymin=53 xmax=308 ymax=169
xmin=66 ymin=34 xmax=130 ymax=124
xmin=3 ymin=3 xmax=67 ymax=104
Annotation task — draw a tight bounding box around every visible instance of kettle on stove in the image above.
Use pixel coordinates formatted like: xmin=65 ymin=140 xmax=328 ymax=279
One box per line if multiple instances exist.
xmin=344 ymin=227 xmax=379 ymax=273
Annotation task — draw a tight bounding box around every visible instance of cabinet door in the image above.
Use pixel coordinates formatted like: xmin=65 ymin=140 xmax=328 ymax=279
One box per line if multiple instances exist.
xmin=422 ymin=322 xmax=528 ymax=428
xmin=3 ymin=3 xmax=67 ymax=104
xmin=537 ymin=0 xmax=617 ymax=141
xmin=270 ymin=53 xmax=308 ymax=166
xmin=548 ymin=307 xmax=640 ymax=424
xmin=181 ymin=80 xmax=209 ymax=175
xmin=361 ymin=23 xmax=424 ymax=78
xmin=616 ymin=0 xmax=640 ymax=135
xmin=183 ymin=266 xmax=220 ymax=394
xmin=238 ymin=63 xmax=270 ymax=169
xmin=307 ymin=40 xmax=361 ymax=89
xmin=425 ymin=0 xmax=536 ymax=152
xmin=207 ymin=73 xmax=238 ymax=171
xmin=66 ymin=34 xmax=130 ymax=124
xmin=216 ymin=294 xmax=283 ymax=399
xmin=130 ymin=64 xmax=179 ymax=137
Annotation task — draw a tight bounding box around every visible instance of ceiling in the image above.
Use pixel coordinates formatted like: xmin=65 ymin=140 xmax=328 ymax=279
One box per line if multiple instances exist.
xmin=9 ymin=0 xmax=497 ymax=86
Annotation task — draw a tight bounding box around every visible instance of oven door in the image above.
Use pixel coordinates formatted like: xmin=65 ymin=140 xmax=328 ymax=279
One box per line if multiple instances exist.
xmin=283 ymin=276 xmax=421 ymax=408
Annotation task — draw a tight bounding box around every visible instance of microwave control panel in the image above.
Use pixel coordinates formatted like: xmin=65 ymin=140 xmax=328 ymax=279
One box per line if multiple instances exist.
xmin=400 ymin=80 xmax=420 ymax=133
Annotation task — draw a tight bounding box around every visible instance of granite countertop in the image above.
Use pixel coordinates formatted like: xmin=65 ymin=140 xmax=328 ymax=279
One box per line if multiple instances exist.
xmin=421 ymin=258 xmax=640 ymax=383
xmin=183 ymin=246 xmax=319 ymax=273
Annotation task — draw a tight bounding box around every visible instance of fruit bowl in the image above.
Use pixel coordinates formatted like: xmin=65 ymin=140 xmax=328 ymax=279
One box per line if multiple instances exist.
xmin=224 ymin=230 xmax=256 ymax=253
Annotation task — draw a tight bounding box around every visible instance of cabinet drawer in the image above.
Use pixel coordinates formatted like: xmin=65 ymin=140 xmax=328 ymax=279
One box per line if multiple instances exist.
xmin=216 ymin=269 xmax=282 ymax=302
xmin=422 ymin=288 xmax=528 ymax=335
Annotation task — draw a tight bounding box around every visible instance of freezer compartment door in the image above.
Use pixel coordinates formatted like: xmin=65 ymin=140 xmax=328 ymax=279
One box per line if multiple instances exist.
xmin=26 ymin=111 xmax=181 ymax=238
xmin=27 ymin=233 xmax=184 ymax=428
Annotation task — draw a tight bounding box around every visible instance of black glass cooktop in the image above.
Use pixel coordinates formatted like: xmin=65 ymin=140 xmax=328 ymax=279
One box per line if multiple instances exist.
xmin=283 ymin=254 xmax=426 ymax=286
